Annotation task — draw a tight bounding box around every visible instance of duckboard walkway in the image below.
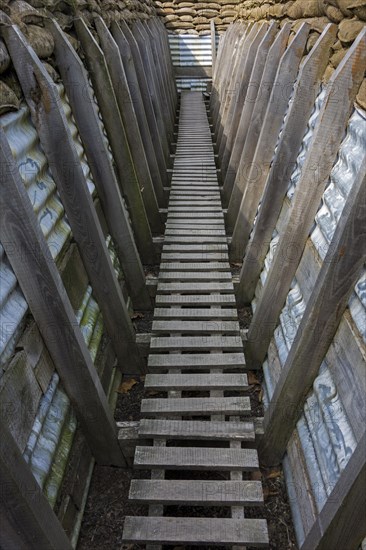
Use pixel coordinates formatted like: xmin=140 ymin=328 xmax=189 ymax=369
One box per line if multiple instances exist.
xmin=122 ymin=91 xmax=269 ymax=547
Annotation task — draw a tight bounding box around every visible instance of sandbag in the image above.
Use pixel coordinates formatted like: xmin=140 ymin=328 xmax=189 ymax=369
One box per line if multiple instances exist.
xmin=338 ymin=18 xmax=365 ymax=42
xmin=25 ymin=24 xmax=54 ymax=58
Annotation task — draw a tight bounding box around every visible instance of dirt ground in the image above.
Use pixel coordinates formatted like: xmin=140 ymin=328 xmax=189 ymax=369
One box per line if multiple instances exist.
xmin=78 ymin=303 xmax=297 ymax=550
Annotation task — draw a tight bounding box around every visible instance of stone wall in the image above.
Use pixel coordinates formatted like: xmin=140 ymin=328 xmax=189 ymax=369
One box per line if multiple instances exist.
xmin=154 ymin=0 xmax=365 ymax=108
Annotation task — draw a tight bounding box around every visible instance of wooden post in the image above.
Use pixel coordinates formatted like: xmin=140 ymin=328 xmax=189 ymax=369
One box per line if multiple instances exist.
xmin=227 ymin=23 xmax=309 ymax=238
xmin=111 ymin=21 xmax=168 ymax=189
xmin=94 ymin=17 xmax=165 ymax=227
xmin=259 ymin=160 xmax=366 ymax=464
xmin=2 ymin=24 xmax=144 ymax=372
xmin=220 ymin=21 xmax=279 ymax=183
xmin=236 ymin=24 xmax=337 ymax=306
xmin=217 ymin=23 xmax=268 ymax=158
xmin=73 ymin=17 xmax=155 ymax=264
xmin=48 ymin=20 xmax=152 ymax=311
xmin=245 ymin=30 xmax=366 ymax=369
xmin=211 ymin=20 xmax=216 ymax=73
xmin=119 ymin=21 xmax=170 ymax=180
xmin=0 ymin=421 xmax=73 ymax=549
xmin=222 ymin=23 xmax=290 ymax=206
xmin=0 ymin=131 xmax=125 ymax=466
xmin=301 ymin=431 xmax=366 ymax=550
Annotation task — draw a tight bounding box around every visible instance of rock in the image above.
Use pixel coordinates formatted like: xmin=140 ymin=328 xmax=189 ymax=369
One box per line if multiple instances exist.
xmin=356 ymin=78 xmax=366 ymax=109
xmin=338 ymin=18 xmax=365 ymax=43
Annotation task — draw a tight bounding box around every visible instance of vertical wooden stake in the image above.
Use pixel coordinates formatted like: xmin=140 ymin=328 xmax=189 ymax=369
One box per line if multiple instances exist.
xmin=48 ymin=20 xmax=152 ymax=311
xmin=211 ymin=20 xmax=216 ymax=73
xmin=2 ymin=24 xmax=144 ymax=372
xmin=0 ymin=131 xmax=125 ymax=466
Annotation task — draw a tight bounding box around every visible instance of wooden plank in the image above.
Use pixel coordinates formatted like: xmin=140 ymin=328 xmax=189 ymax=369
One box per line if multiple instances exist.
xmin=152 ymin=320 xmax=239 ymax=333
xmin=48 ymin=20 xmax=152 ymax=311
xmin=220 ymin=21 xmax=279 ymax=182
xmin=236 ymin=24 xmax=337 ymax=305
xmin=163 ymin=244 xmax=228 ymax=252
xmin=141 ymin=396 xmax=250 ymax=416
xmin=123 ymin=516 xmax=268 ymax=546
xmin=144 ymin=373 xmax=248 ymax=391
xmin=157 ymin=282 xmax=233 ymax=293
xmin=227 ymin=23 xmax=309 ymax=237
xmin=148 ymin=352 xmax=245 ymax=371
xmin=0 ymin=421 xmax=73 ymax=550
xmin=174 ymin=66 xmax=212 ymax=78
xmin=0 ymin=132 xmax=125 ymax=466
xmin=117 ymin=21 xmax=168 ymax=187
xmin=246 ymin=30 xmax=366 ymax=368
xmin=138 ymin=418 xmax=255 ymax=441
xmin=160 ymin=253 xmax=228 ymax=261
xmin=211 ymin=20 xmax=216 ymax=71
xmin=95 ymin=16 xmax=164 ymax=230
xmin=111 ymin=21 xmax=168 ymax=190
xmin=154 ymin=308 xmax=237 ymax=319
xmin=73 ymin=17 xmax=154 ymax=263
xmin=2 ymin=25 xmax=143 ymax=371
xmin=159 ymin=262 xmax=230 ymax=271
xmin=155 ymin=294 xmax=236 ymax=305
xmin=260 ymin=159 xmax=366 ymax=465
xmin=134 ymin=446 xmax=258 ymax=470
xmin=129 ymin=479 xmax=263 ymax=506
xmin=163 ymin=236 xmax=228 ymax=244
xmin=301 ymin=431 xmax=366 ymax=550
xmin=150 ymin=335 xmax=243 ymax=351
xmin=158 ymin=271 xmax=231 ymax=280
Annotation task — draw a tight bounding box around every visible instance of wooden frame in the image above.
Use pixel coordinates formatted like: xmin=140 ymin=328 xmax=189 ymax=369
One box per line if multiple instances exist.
xmin=73 ymin=17 xmax=155 ymax=264
xmin=245 ymin=30 xmax=366 ymax=368
xmin=48 ymin=20 xmax=152 ymax=311
xmin=236 ymin=24 xmax=337 ymax=306
xmin=259 ymin=159 xmax=366 ymax=464
xmin=0 ymin=130 xmax=125 ymax=466
xmin=2 ymin=24 xmax=144 ymax=372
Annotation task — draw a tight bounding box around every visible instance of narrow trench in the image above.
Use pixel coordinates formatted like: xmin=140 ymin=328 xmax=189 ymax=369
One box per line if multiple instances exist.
xmin=78 ymin=294 xmax=297 ymax=550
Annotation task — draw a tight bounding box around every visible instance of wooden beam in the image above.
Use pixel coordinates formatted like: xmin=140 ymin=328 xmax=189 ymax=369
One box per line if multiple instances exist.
xmin=301 ymin=431 xmax=366 ymax=550
xmin=48 ymin=20 xmax=152 ymax=311
xmin=110 ymin=21 xmax=168 ymax=191
xmin=95 ymin=16 xmax=165 ymax=227
xmin=0 ymin=131 xmax=125 ymax=466
xmin=119 ymin=20 xmax=170 ymax=177
xmin=211 ymin=20 xmax=216 ymax=71
xmin=236 ymin=24 xmax=337 ymax=306
xmin=227 ymin=23 xmax=309 ymax=238
xmin=73 ymin=17 xmax=154 ymax=264
xmin=245 ymin=30 xmax=366 ymax=368
xmin=0 ymin=421 xmax=73 ymax=549
xmin=2 ymin=24 xmax=144 ymax=372
xmin=173 ymin=66 xmax=213 ymax=78
xmin=259 ymin=159 xmax=366 ymax=465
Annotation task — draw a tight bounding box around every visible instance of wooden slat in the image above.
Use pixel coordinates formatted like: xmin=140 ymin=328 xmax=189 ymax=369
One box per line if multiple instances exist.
xmin=154 ymin=308 xmax=237 ymax=319
xmin=164 ymin=236 xmax=228 ymax=244
xmin=163 ymin=244 xmax=228 ymax=252
xmin=148 ymin=352 xmax=245 ymax=370
xmin=144 ymin=373 xmax=248 ymax=391
xmin=152 ymin=320 xmax=239 ymax=333
xmin=123 ymin=516 xmax=269 ymax=546
xmin=134 ymin=446 xmax=258 ymax=470
xmin=155 ymin=294 xmax=236 ymax=306
xmin=129 ymin=479 xmax=263 ymax=506
xmin=157 ymin=282 xmax=233 ymax=293
xmin=236 ymin=24 xmax=337 ymax=305
xmin=48 ymin=20 xmax=151 ymax=311
xmin=0 ymin=131 xmax=125 ymax=466
xmin=141 ymin=396 xmax=250 ymax=416
xmin=159 ymin=262 xmax=230 ymax=271
xmin=158 ymin=271 xmax=232 ymax=280
xmin=246 ymin=30 xmax=366 ymax=368
xmin=150 ymin=335 xmax=243 ymax=351
xmin=138 ymin=418 xmax=255 ymax=441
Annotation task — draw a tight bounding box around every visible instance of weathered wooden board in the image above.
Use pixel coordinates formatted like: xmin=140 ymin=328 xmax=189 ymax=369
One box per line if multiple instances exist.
xmin=138 ymin=418 xmax=255 ymax=441
xmin=148 ymin=352 xmax=245 ymax=370
xmin=144 ymin=373 xmax=248 ymax=391
xmin=153 ymin=308 xmax=237 ymax=319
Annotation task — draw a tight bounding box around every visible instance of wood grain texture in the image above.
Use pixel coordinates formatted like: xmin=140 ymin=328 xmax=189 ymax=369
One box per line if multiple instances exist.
xmin=138 ymin=418 xmax=255 ymax=441
xmin=141 ymin=396 xmax=250 ymax=416
xmin=246 ymin=30 xmax=366 ymax=369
